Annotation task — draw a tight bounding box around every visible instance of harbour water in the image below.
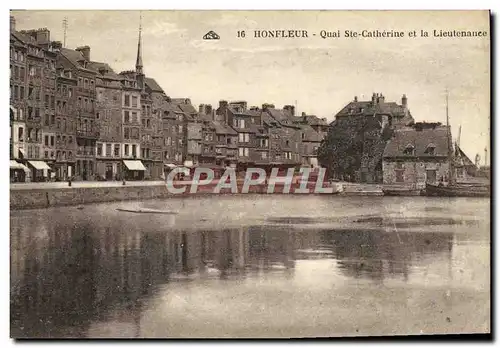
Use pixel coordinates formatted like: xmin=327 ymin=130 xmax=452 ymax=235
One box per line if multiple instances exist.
xmin=10 ymin=195 xmax=490 ymax=338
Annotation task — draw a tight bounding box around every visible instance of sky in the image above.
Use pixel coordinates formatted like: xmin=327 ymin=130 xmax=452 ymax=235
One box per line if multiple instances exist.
xmin=11 ymin=10 xmax=490 ymax=161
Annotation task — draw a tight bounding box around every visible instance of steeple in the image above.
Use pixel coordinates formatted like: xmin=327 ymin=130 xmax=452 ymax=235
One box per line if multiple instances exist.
xmin=135 ymin=12 xmax=145 ymax=91
xmin=135 ymin=12 xmax=144 ymax=76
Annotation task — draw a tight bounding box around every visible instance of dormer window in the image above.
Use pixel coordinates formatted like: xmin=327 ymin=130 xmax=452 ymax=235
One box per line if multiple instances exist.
xmin=425 ymin=143 xmax=436 ymax=156
xmin=403 ymin=144 xmax=415 ymax=156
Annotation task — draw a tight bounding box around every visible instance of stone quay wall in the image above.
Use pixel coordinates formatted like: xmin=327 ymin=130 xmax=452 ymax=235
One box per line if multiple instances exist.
xmin=10 ymin=181 xmax=344 ymax=210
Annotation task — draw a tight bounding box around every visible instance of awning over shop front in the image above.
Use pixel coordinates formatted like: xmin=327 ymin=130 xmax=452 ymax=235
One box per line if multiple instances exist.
xmin=28 ymin=160 xmax=51 ymax=170
xmin=123 ymin=160 xmax=146 ymax=171
xmin=10 ymin=160 xmax=29 ymax=172
xmin=164 ymin=163 xmax=177 ymax=169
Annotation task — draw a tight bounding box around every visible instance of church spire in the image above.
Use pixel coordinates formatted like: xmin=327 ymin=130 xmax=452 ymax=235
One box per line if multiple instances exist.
xmin=135 ymin=12 xmax=143 ymax=75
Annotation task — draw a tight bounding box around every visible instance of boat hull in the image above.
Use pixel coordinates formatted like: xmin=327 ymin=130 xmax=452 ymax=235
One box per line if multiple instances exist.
xmin=424 ymin=183 xmax=490 ymax=197
xmin=382 ymin=189 xmax=422 ymax=196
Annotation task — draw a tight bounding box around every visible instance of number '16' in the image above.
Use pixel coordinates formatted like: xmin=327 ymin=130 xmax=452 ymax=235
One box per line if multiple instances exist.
xmin=237 ymin=31 xmax=246 ymax=38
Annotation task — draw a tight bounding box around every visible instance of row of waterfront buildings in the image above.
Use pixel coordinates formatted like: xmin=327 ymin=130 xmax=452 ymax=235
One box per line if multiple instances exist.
xmin=9 ymin=16 xmax=330 ymax=182
xmin=9 ymin=15 xmax=482 ymax=186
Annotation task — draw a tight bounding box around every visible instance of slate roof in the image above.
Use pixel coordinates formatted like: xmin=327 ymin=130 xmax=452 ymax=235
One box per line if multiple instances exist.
xmin=297 ymin=115 xmax=329 ymax=126
xmin=301 ymin=125 xmax=323 ymax=142
xmin=266 ymin=108 xmax=301 ymax=128
xmin=145 ymin=77 xmax=164 ymax=93
xmin=261 ymin=111 xmax=280 ymax=127
xmin=60 ymin=47 xmax=95 ymax=73
xmin=88 ymin=61 xmax=121 ymax=80
xmin=383 ymin=125 xmax=451 ymax=158
xmin=231 ymin=108 xmax=261 ymax=117
xmin=11 ymin=31 xmax=38 ymax=46
xmin=213 ymin=121 xmax=237 ymax=135
xmin=175 ymin=102 xmax=198 ymax=115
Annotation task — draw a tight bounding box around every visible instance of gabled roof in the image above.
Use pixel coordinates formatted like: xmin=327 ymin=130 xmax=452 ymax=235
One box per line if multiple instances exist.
xmin=266 ymin=108 xmax=300 ymax=128
xmin=297 ymin=115 xmax=329 ymax=126
xmin=301 ymin=125 xmax=323 ymax=142
xmin=173 ymin=102 xmax=197 ymax=115
xmin=336 ymin=100 xmax=411 ymax=118
xmin=213 ymin=121 xmax=237 ymax=135
xmin=231 ymin=108 xmax=261 ymax=117
xmin=60 ymin=47 xmax=95 ymax=73
xmin=261 ymin=111 xmax=280 ymax=127
xmin=145 ymin=77 xmax=164 ymax=93
xmin=383 ymin=125 xmax=450 ymax=158
xmin=11 ymin=31 xmax=38 ymax=46
xmin=88 ymin=61 xmax=121 ymax=80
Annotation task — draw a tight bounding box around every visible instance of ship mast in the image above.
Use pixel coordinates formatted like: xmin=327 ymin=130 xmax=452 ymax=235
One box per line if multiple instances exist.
xmin=446 ymin=90 xmax=455 ymax=185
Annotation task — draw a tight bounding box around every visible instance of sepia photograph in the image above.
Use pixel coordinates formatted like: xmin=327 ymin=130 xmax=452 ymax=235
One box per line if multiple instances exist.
xmin=9 ymin=9 xmax=491 ymax=339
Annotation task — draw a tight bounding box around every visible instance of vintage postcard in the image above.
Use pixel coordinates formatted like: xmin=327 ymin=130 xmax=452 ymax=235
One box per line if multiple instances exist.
xmin=9 ymin=10 xmax=490 ymax=339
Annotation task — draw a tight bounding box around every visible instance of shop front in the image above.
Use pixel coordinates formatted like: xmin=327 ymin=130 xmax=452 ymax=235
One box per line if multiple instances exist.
xmin=122 ymin=160 xmax=146 ymax=181
xmin=27 ymin=160 xmax=52 ymax=182
xmin=9 ymin=160 xmax=30 ymax=183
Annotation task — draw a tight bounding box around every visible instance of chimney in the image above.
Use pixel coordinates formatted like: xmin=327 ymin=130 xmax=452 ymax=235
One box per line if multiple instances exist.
xmin=51 ymin=41 xmax=62 ymax=51
xmin=371 ymin=93 xmax=377 ymax=104
xmin=219 ymin=100 xmax=228 ymax=109
xmin=76 ymin=45 xmax=90 ymax=61
xmin=301 ymin=112 xmax=306 ymax=116
xmin=402 ymin=94 xmax=408 ymax=107
xmin=199 ymin=104 xmax=205 ymax=114
xmin=36 ymin=28 xmax=50 ymax=44
xmin=283 ymin=105 xmax=295 ymax=117
xmin=206 ymin=104 xmax=212 ymax=115
xmin=354 ymin=96 xmax=358 ymax=102
xmin=10 ymin=16 xmax=15 ymax=32
xmin=378 ymin=93 xmax=385 ymax=104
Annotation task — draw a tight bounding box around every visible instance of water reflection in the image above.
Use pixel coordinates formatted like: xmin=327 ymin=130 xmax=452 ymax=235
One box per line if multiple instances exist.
xmin=11 ymin=208 xmax=465 ymax=339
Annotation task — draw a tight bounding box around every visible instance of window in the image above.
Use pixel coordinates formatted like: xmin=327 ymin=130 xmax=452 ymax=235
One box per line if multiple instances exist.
xmin=44 ymin=135 xmax=49 ymax=146
xmin=97 ymin=143 xmax=103 ymax=156
xmin=44 ymin=151 xmax=48 ymax=158
xmin=106 ymin=144 xmax=112 ymax=157
xmin=425 ymin=144 xmax=436 ymax=156
xmin=68 ymin=136 xmax=73 ymax=144
xmin=114 ymin=144 xmax=120 ymax=157
xmin=238 ymin=147 xmax=250 ymax=157
xmin=50 ymin=136 xmax=54 ymax=146
xmin=132 ymin=145 xmax=137 ymax=157
xmin=403 ymin=144 xmax=415 ymax=156
xmin=132 ymin=96 xmax=138 ymax=107
xmin=96 ymin=112 xmax=100 ymax=120
xmin=124 ymin=111 xmax=130 ymax=124
xmin=18 ymin=127 xmax=24 ymax=142
xmin=146 ymin=119 xmax=150 ymax=128
xmin=178 ymin=125 xmax=183 ymax=134
xmin=124 ymin=144 xmax=129 ymax=156
xmin=142 ymin=119 xmax=146 ymax=127
xmin=261 ymin=151 xmax=268 ymax=159
xmin=132 ymin=112 xmax=137 ymax=123
xmin=78 ymin=77 xmax=83 ymax=86
xmin=124 ymin=94 xmax=130 ymax=107
xmin=84 ymin=79 xmax=88 ymax=89
xmin=124 ymin=128 xmax=130 ymax=139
